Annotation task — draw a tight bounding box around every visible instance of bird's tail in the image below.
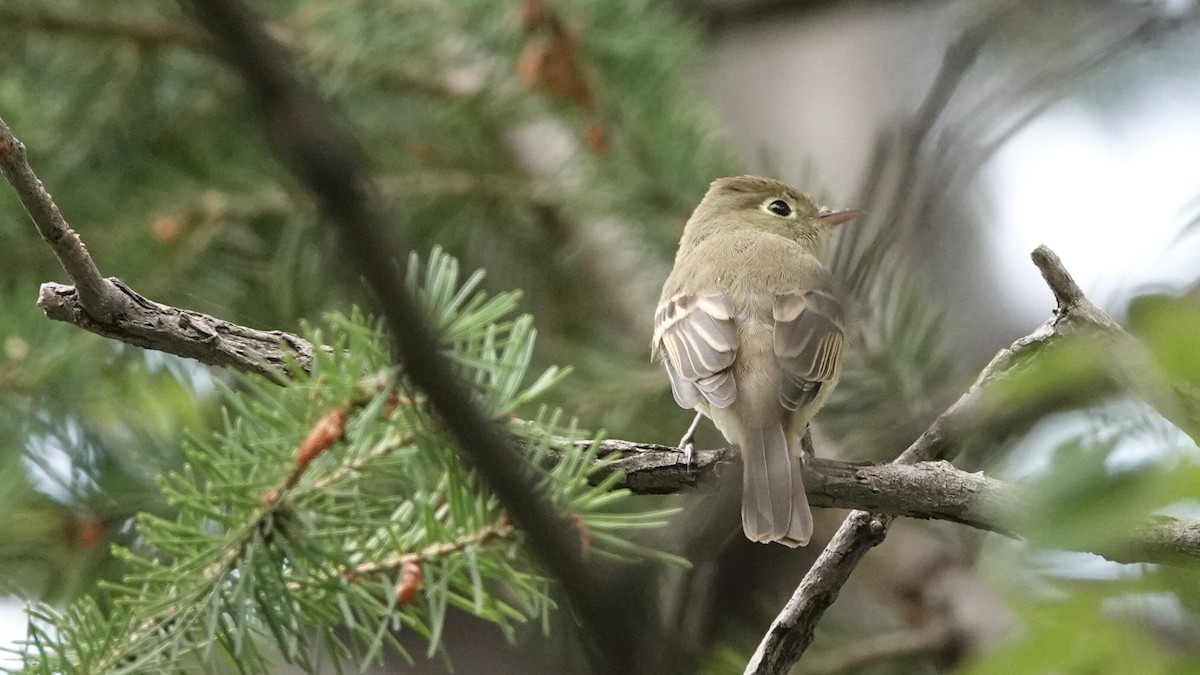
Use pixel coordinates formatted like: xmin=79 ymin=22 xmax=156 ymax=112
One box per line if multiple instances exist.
xmin=740 ymin=422 xmax=812 ymax=547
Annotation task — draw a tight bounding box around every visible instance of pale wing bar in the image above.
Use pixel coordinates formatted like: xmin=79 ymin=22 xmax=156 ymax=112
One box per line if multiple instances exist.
xmin=654 ymin=294 xmax=739 ymax=410
xmin=773 ymin=290 xmax=844 ymax=411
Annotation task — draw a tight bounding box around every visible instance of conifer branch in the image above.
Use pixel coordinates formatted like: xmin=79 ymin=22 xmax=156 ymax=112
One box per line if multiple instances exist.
xmin=91 ymin=401 xmax=361 ymax=670
xmin=185 ymin=2 xmax=638 ymax=672
xmin=287 ymin=518 xmax=517 ymax=593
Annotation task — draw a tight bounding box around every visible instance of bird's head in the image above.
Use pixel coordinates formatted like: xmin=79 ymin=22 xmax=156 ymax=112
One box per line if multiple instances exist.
xmin=682 ymin=175 xmax=861 ymax=257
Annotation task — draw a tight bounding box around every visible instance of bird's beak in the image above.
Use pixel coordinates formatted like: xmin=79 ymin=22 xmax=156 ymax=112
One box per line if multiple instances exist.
xmin=819 ymin=209 xmax=864 ymax=227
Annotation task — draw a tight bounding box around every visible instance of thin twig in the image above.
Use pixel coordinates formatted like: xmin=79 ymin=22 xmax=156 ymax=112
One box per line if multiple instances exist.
xmin=0 ymin=117 xmax=123 ymax=321
xmin=292 ymin=518 xmax=516 ymax=590
xmin=0 ymin=6 xmax=211 ymax=53
xmin=311 ymin=429 xmax=415 ymax=490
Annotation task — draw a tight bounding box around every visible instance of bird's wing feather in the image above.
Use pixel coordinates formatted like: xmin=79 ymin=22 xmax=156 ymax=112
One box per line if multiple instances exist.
xmin=773 ymin=290 xmax=844 ymax=411
xmin=653 ymin=294 xmax=738 ymax=409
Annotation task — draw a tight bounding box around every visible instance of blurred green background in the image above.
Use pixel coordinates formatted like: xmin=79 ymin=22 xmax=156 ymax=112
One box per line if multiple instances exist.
xmin=3 ymin=0 xmax=1200 ymax=672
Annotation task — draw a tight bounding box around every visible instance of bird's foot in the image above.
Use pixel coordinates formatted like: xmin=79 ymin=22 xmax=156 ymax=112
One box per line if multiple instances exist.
xmin=681 ymin=441 xmax=695 ymax=471
xmin=678 ymin=412 xmax=703 ymax=472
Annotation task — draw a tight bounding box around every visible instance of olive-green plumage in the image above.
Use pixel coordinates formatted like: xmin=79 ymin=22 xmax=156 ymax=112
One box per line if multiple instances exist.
xmin=652 ymin=176 xmax=858 ymax=547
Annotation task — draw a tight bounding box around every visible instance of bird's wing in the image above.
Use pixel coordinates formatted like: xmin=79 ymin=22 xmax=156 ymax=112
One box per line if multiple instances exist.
xmin=653 ymin=294 xmax=739 ymax=409
xmin=773 ymin=290 xmax=844 ymax=411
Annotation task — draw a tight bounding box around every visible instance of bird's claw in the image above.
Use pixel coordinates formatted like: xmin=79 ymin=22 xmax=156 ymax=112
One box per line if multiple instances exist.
xmin=678 ymin=412 xmax=703 ymax=473
xmin=681 ymin=441 xmax=695 ymax=471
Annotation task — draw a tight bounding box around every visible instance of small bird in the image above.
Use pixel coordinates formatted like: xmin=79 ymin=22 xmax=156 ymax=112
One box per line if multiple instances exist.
xmin=652 ymin=176 xmax=859 ymax=547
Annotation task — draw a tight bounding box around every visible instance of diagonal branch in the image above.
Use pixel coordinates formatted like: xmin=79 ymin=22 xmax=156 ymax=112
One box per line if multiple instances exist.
xmin=0 ymin=118 xmax=124 ymax=322
xmin=181 ymin=1 xmax=639 ymax=672
xmin=0 ymin=115 xmax=314 ymax=379
xmin=744 ymin=245 xmax=1135 ymax=675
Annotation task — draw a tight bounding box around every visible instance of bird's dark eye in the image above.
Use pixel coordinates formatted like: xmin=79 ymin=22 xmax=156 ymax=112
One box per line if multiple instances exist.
xmin=767 ymin=199 xmax=792 ymax=217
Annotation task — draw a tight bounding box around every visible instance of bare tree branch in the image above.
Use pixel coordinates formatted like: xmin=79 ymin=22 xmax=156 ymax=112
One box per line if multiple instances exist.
xmin=0 ymin=117 xmax=124 ymax=322
xmin=585 ymin=440 xmax=1200 ymax=566
xmin=744 ymin=244 xmax=1134 ymax=675
xmin=0 ymin=115 xmax=315 ymax=379
xmin=37 ymin=280 xmax=316 ymax=377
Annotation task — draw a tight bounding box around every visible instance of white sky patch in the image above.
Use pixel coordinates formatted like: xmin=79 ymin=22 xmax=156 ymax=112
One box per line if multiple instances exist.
xmin=986 ymin=94 xmax=1200 ymax=319
xmin=22 ymin=422 xmax=93 ymax=504
xmin=0 ymin=597 xmax=31 ymax=668
xmin=985 ymin=89 xmax=1200 ymax=586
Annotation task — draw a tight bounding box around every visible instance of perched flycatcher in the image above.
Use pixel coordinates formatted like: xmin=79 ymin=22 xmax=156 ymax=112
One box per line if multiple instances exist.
xmin=652 ymin=176 xmax=859 ymax=547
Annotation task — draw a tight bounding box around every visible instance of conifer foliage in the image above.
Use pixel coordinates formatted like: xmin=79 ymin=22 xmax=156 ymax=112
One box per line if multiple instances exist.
xmin=15 ymin=249 xmax=679 ymax=672
xmin=7 ymin=1 xmax=1200 ymax=674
